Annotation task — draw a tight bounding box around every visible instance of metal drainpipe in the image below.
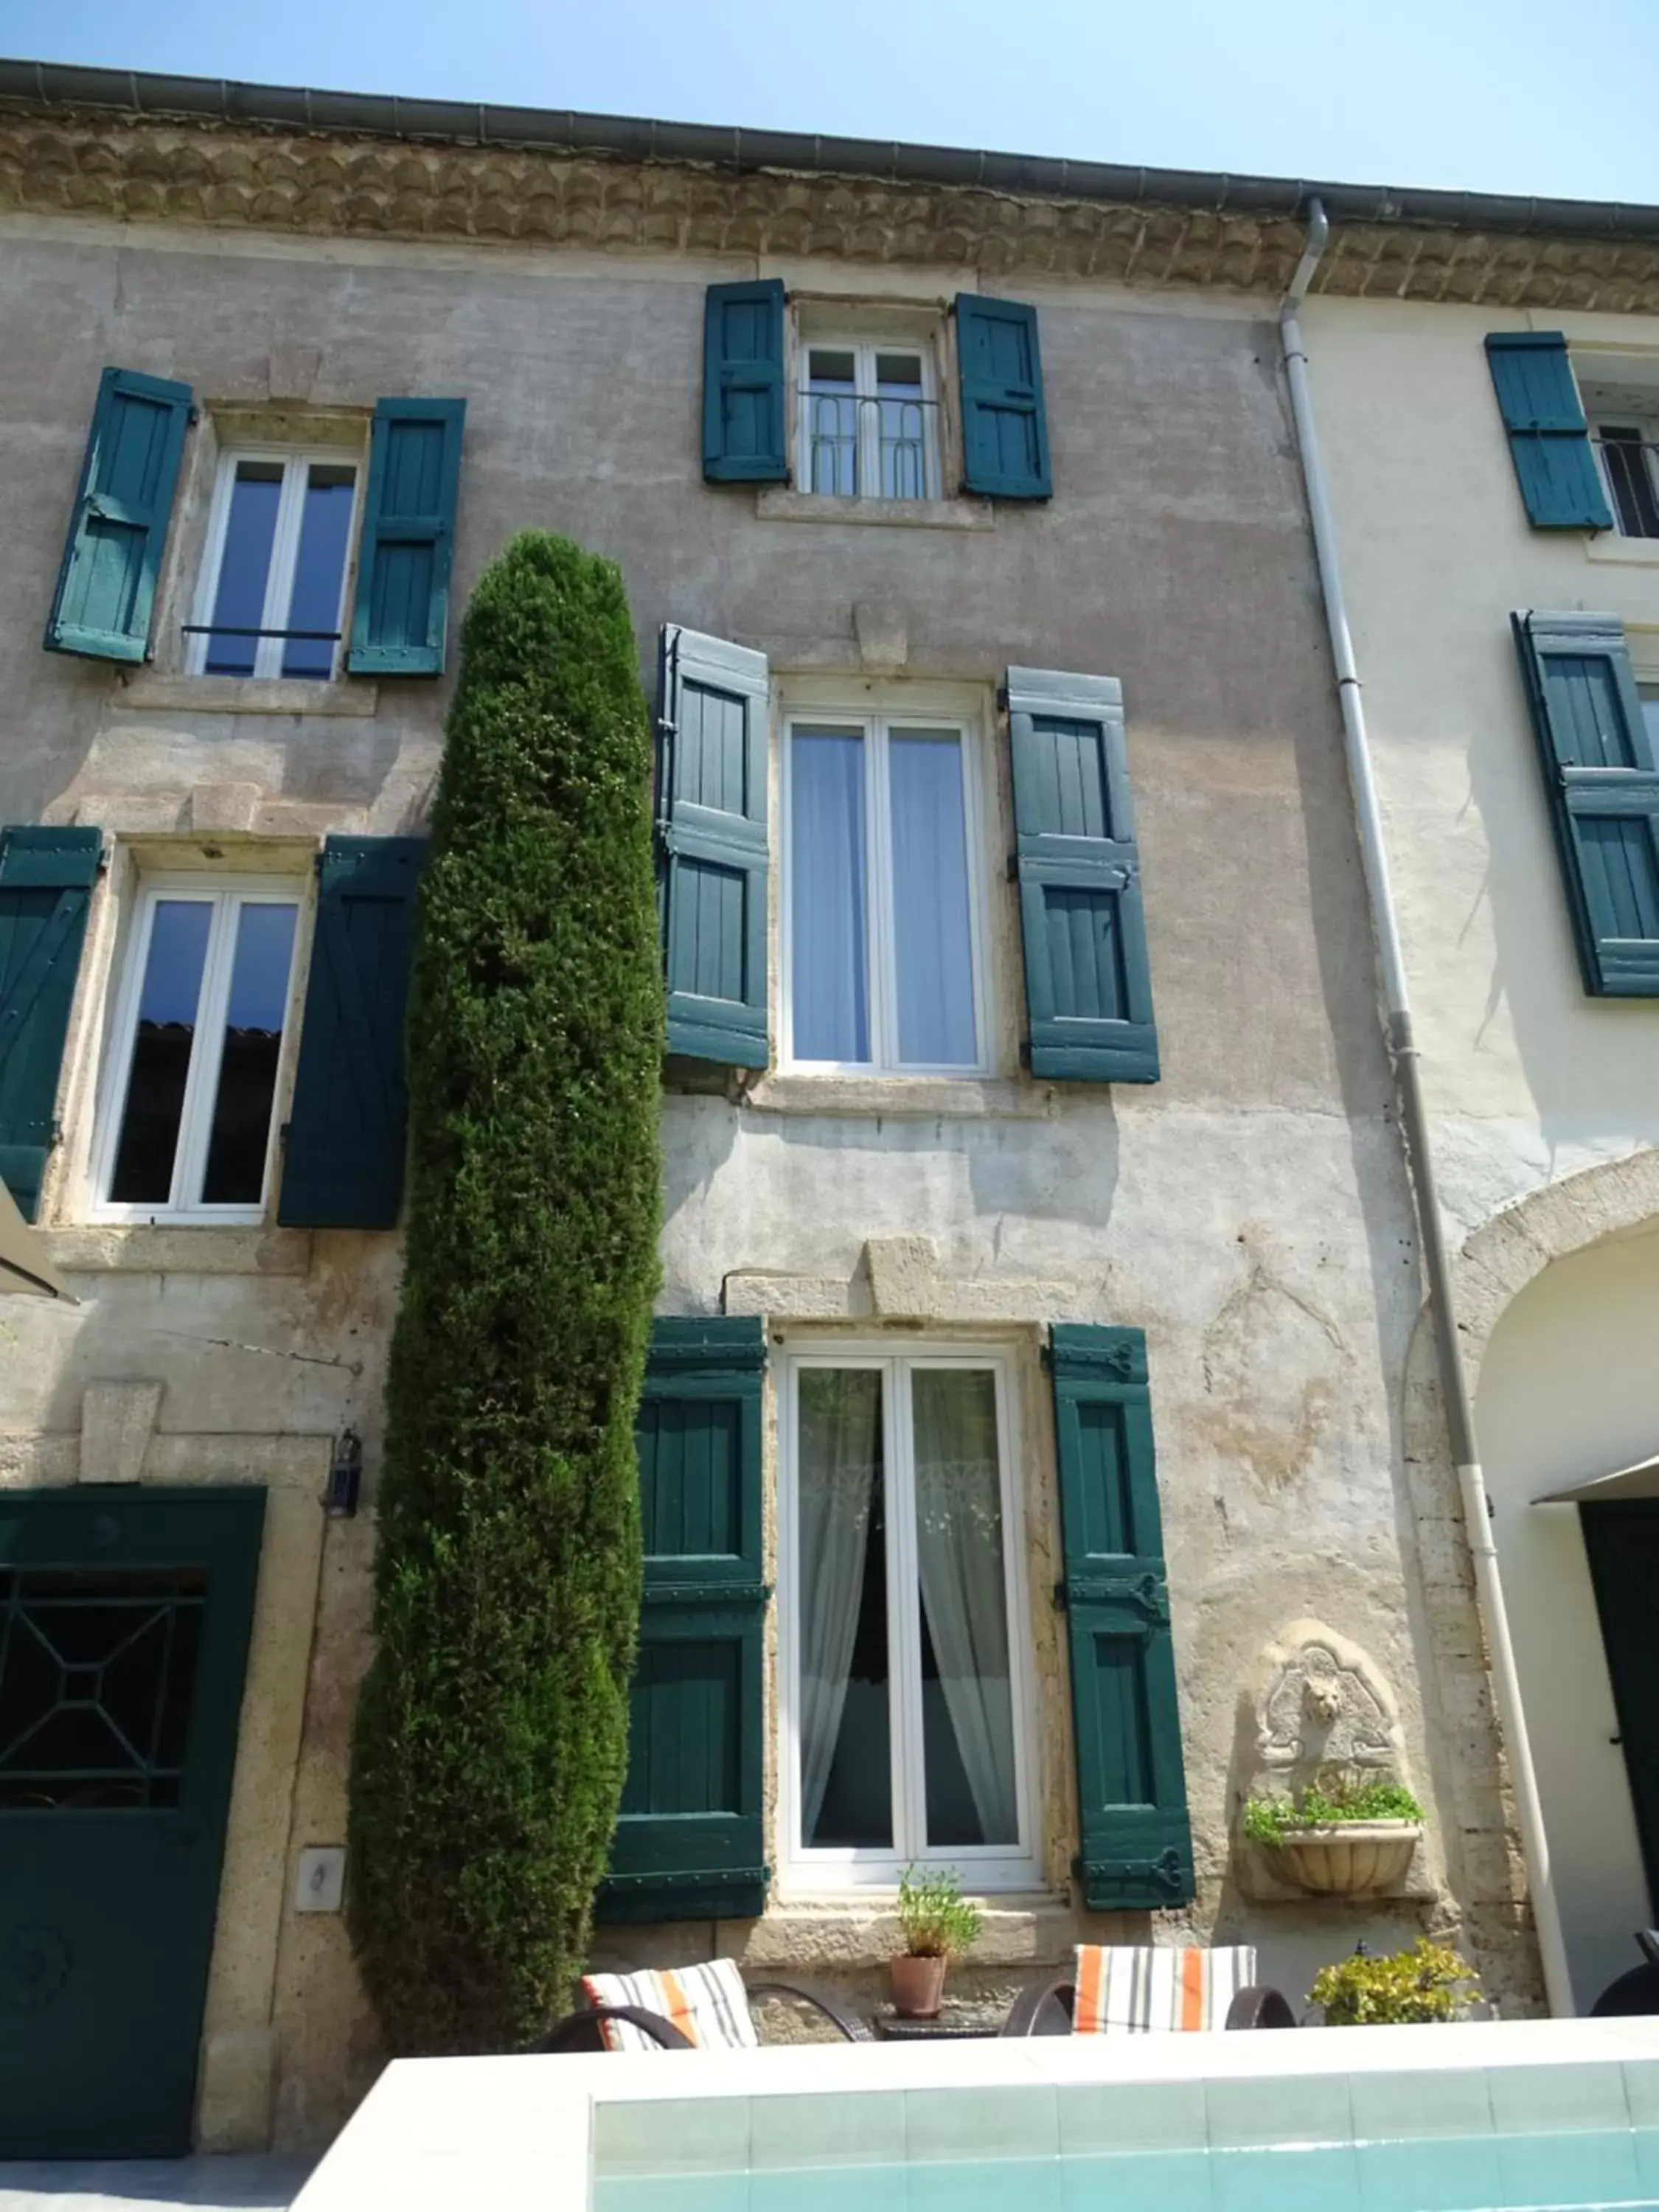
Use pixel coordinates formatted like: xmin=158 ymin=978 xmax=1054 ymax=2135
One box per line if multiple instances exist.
xmin=1279 ymin=201 xmax=1575 ymax=2018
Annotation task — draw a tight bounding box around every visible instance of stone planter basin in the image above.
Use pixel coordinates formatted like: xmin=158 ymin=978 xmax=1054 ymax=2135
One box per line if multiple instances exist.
xmin=1269 ymin=1820 xmax=1422 ymax=1896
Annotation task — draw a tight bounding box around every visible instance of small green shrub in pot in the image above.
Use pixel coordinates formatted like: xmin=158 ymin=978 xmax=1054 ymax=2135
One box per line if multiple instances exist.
xmin=1311 ymin=1938 xmax=1480 ymax=2025
xmin=891 ymin=1866 xmax=982 ymax=2019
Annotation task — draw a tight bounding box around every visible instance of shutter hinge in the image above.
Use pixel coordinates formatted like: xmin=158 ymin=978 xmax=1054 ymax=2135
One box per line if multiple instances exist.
xmin=1006 ymin=853 xmax=1019 ymax=883
xmin=278 ymin=1120 xmax=291 ymax=1153
xmin=1038 ymin=1341 xmax=1052 ymax=1373
xmin=189 ymin=406 xmax=201 ymax=427
xmin=1052 ymin=1579 xmax=1068 ymax=1612
xmin=313 ymin=851 xmax=326 ymax=877
xmin=995 ymin=684 xmax=1009 ymax=714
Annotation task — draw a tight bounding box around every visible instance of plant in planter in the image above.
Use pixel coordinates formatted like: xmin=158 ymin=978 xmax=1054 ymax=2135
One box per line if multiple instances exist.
xmin=1242 ymin=1775 xmax=1425 ymax=1896
xmin=891 ymin=1866 xmax=982 ymax=2020
xmin=1311 ymin=1937 xmax=1480 ymax=2025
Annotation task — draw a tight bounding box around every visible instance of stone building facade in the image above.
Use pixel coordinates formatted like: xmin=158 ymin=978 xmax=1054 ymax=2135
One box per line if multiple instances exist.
xmin=8 ymin=60 xmax=1645 ymax=2154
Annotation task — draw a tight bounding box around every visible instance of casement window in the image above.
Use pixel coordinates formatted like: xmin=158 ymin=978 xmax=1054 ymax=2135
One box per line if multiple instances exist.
xmin=0 ymin=831 xmax=426 ymax=1232
xmin=782 ymin=704 xmax=991 ymax=1075
xmin=777 ymin=1343 xmax=1038 ymax=1889
xmin=703 ymin=285 xmax=1051 ymax=502
xmin=45 ymin=371 xmax=466 ymax=677
xmin=1513 ymin=612 xmax=1659 ymax=996
xmin=656 ymin=627 xmax=1162 ymax=1085
xmin=189 ymin=451 xmax=361 ymax=680
xmin=798 ymin=341 xmax=939 ymax=502
xmin=91 ymin=876 xmax=303 ymax=1223
xmin=1590 ymin=414 xmax=1659 ymax=541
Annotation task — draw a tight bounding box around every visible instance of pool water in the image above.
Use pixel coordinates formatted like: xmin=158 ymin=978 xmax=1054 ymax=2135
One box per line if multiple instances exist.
xmin=591 ymin=2059 xmax=1659 ymax=2212
xmin=596 ymin=2132 xmax=1659 ymax=2212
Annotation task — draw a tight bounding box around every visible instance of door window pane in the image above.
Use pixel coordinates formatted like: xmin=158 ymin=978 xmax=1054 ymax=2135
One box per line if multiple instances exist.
xmin=798 ymin=1368 xmax=890 ymax=1849
xmin=911 ymin=1368 xmax=1017 ymax=1848
xmin=281 ymin=465 xmax=355 ymax=678
xmin=108 ymin=900 xmax=213 ymax=1204
xmin=790 ymin=730 xmax=870 ymax=1062
xmin=806 ymin=351 xmax=858 ymax=496
xmin=889 ymin=732 xmax=977 ymax=1068
xmin=201 ymin=902 xmax=298 ymax=1206
xmin=204 ymin=462 xmax=282 ymax=675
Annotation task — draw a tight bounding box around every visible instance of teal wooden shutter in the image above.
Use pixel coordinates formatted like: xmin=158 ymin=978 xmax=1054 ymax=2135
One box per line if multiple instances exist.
xmin=1050 ymin=1324 xmax=1194 ymax=1912
xmin=45 ymin=369 xmax=192 ymax=664
xmin=702 ymin=281 xmax=787 ymax=484
xmin=1007 ymin=665 xmax=1158 ymax=1082
xmin=1513 ymin=612 xmax=1659 ymax=996
xmin=277 ymin=837 xmax=425 ymax=1228
xmin=0 ymin=827 xmax=102 ymax=1221
xmin=956 ymin=295 xmax=1051 ymax=500
xmin=658 ymin=625 xmax=771 ymax=1068
xmin=1486 ymin=335 xmax=1613 ymax=532
xmin=346 ymin=399 xmax=465 ymax=677
xmin=599 ymin=1317 xmax=770 ymax=1923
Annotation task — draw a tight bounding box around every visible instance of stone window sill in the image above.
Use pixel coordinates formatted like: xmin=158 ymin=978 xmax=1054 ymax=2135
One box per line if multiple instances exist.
xmin=734 ymin=1894 xmax=1071 ymax=1970
xmin=756 ymin=488 xmax=995 ymax=532
xmin=112 ymin=672 xmax=380 ymax=717
xmin=744 ymin=1073 xmax=1054 ymax=1119
xmin=44 ymin=1224 xmax=315 ymax=1276
xmin=1583 ymin=533 xmax=1659 ymax=567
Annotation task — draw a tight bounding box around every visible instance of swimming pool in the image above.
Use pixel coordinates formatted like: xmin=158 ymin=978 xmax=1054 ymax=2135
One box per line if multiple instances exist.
xmin=293 ymin=2014 xmax=1659 ymax=2212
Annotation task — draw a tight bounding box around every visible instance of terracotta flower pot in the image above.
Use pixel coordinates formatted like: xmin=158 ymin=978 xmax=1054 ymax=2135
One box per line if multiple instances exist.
xmin=891 ymin=1952 xmax=949 ymax=2019
xmin=1271 ymin=1820 xmax=1423 ymax=1896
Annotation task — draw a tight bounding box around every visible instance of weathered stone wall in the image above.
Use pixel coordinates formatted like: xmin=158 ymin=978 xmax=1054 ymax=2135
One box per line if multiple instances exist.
xmin=0 ymin=179 xmax=1528 ymax=2149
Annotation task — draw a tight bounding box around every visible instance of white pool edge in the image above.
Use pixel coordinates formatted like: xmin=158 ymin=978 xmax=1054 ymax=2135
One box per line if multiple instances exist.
xmin=292 ymin=2014 xmax=1659 ymax=2212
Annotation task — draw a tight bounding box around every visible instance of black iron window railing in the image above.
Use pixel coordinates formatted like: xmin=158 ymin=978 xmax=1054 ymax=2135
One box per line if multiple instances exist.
xmin=799 ymin=389 xmax=939 ymax=501
xmin=181 ymin=623 xmax=343 ymax=681
xmin=1593 ymin=435 xmax=1659 ymax=540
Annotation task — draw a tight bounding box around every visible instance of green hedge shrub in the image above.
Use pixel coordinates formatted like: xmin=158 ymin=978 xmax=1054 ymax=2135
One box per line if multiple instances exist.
xmin=347 ymin=530 xmax=664 ymax=2054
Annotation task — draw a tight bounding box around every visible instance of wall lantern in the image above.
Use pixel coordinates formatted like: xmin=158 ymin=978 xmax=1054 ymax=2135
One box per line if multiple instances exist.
xmin=324 ymin=1427 xmax=364 ymax=1519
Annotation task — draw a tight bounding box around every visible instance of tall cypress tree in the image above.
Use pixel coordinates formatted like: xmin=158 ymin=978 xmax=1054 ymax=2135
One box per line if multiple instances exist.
xmin=347 ymin=531 xmax=663 ymax=2053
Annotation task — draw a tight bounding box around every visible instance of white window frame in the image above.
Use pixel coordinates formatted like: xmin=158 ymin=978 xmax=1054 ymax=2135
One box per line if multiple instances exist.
xmin=188 ymin=448 xmax=362 ymax=680
xmin=779 ymin=695 xmax=993 ymax=1077
xmin=796 ymin=336 xmax=939 ymax=502
xmin=776 ymin=1339 xmax=1040 ymax=1893
xmin=89 ymin=872 xmax=307 ymax=1226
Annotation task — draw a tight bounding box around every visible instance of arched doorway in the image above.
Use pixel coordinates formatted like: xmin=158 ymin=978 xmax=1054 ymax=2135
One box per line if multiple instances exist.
xmin=1475 ymin=1219 xmax=1659 ymax=2011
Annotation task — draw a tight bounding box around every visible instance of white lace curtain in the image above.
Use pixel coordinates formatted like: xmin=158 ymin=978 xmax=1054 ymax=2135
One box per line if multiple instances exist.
xmin=797 ymin=1368 xmax=881 ymax=1841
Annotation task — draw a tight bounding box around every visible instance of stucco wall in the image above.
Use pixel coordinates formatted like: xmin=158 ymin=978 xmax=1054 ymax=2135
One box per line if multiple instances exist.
xmin=1301 ymin=294 xmax=1659 ymax=1230
xmin=0 ymin=205 xmax=1514 ymax=2143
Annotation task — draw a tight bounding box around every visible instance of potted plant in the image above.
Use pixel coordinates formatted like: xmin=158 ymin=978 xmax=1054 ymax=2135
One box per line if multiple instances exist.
xmin=1242 ymin=1775 xmax=1424 ymax=1896
xmin=891 ymin=1865 xmax=982 ymax=2020
xmin=1310 ymin=1937 xmax=1479 ymax=2024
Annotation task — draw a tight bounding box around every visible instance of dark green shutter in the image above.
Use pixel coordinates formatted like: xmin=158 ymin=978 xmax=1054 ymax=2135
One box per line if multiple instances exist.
xmin=277 ymin=837 xmax=425 ymax=1228
xmin=0 ymin=827 xmax=102 ymax=1221
xmin=1513 ymin=612 xmax=1659 ymax=997
xmin=1486 ymin=335 xmax=1613 ymax=532
xmin=346 ymin=399 xmax=465 ymax=677
xmin=599 ymin=1317 xmax=769 ymax=1923
xmin=1050 ymin=1324 xmax=1194 ymax=1912
xmin=45 ymin=368 xmax=192 ymax=664
xmin=702 ymin=281 xmax=787 ymax=484
xmin=658 ymin=625 xmax=771 ymax=1068
xmin=1007 ymin=665 xmax=1158 ymax=1082
xmin=956 ymin=295 xmax=1051 ymax=500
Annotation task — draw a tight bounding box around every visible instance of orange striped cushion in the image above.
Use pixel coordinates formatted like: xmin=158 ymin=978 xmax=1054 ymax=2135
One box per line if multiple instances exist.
xmin=1071 ymin=1945 xmax=1256 ymax=2034
xmin=580 ymin=1959 xmax=758 ymax=2052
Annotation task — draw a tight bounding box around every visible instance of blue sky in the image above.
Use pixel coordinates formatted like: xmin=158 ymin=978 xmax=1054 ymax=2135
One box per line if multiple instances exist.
xmin=7 ymin=0 xmax=1659 ymax=205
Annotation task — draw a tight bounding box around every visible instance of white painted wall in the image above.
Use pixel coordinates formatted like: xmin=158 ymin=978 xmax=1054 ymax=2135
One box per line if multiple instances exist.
xmin=1473 ymin=1224 xmax=1659 ymax=2010
xmin=1302 ymin=295 xmax=1659 ymax=1234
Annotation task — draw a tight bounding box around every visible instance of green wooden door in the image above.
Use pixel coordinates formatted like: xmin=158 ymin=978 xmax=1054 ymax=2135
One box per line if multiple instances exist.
xmin=0 ymin=1487 xmax=265 ymax=2157
xmin=1581 ymin=1500 xmax=1659 ymax=1918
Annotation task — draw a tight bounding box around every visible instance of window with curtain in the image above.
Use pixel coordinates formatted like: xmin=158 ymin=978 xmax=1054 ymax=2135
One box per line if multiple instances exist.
xmin=782 ymin=1346 xmax=1035 ymax=1888
xmin=785 ymin=713 xmax=987 ymax=1074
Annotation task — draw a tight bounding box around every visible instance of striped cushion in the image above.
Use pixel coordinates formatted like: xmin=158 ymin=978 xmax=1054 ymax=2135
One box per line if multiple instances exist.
xmin=1072 ymin=1945 xmax=1256 ymax=2034
xmin=580 ymin=1959 xmax=759 ymax=2052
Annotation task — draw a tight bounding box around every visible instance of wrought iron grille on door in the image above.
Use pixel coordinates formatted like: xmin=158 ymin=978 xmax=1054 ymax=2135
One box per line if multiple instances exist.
xmin=0 ymin=1566 xmax=207 ymax=1810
